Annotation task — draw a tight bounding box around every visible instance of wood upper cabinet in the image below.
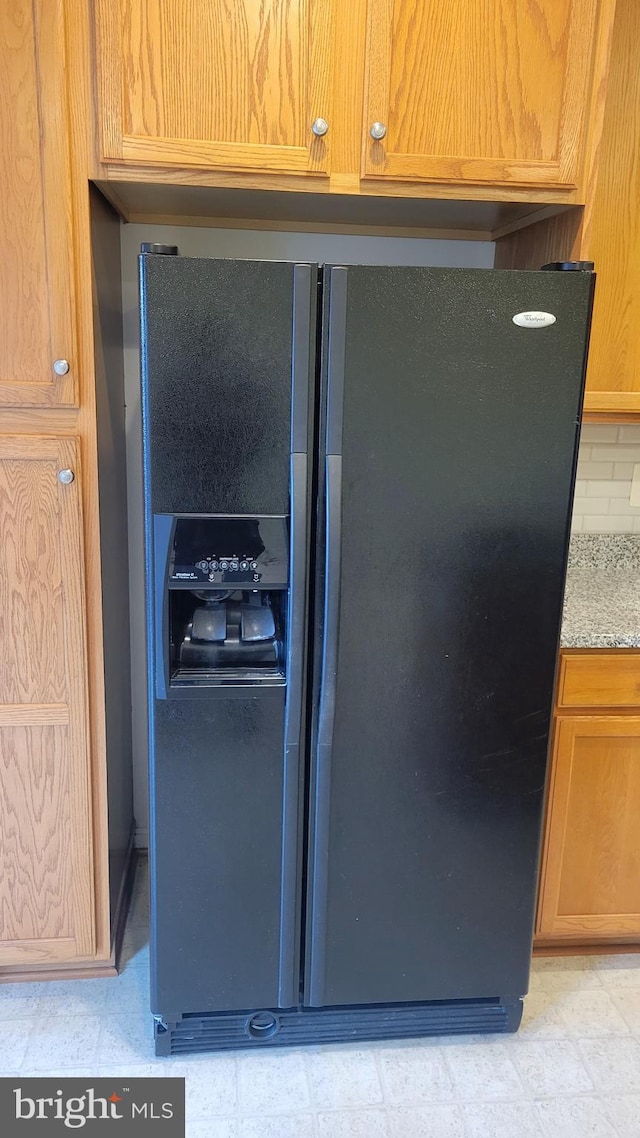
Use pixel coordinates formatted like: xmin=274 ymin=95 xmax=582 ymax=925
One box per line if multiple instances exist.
xmin=493 ymin=0 xmax=639 ymax=416
xmin=94 ymin=0 xmax=335 ymax=175
xmin=91 ymin=0 xmax=617 ymax=195
xmin=581 ymin=0 xmax=640 ymax=414
xmin=0 ymin=0 xmax=77 ymax=407
xmin=361 ymin=0 xmax=609 ymax=189
xmin=538 ymin=715 xmax=640 ymax=941
xmin=0 ymin=436 xmax=94 ymax=966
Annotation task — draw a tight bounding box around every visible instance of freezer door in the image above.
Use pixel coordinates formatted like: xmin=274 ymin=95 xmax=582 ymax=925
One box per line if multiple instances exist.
xmin=141 ymin=256 xmax=318 ymax=1015
xmin=305 ymin=265 xmax=593 ymax=1008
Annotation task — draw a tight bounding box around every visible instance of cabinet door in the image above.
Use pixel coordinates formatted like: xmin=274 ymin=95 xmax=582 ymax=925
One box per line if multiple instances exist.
xmin=0 ymin=437 xmax=94 ymax=966
xmin=538 ymin=717 xmax=640 ymax=939
xmin=94 ymin=0 xmax=334 ymax=175
xmin=362 ymin=0 xmax=607 ymax=189
xmin=0 ymin=1 xmax=76 ymax=406
xmin=582 ymin=0 xmax=640 ymax=415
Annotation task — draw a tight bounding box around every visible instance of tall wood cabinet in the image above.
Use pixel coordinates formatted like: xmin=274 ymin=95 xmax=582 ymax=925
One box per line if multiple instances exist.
xmin=0 ymin=0 xmax=132 ymax=981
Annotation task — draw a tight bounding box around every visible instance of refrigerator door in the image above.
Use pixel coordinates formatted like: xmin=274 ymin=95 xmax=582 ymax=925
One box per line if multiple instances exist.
xmin=140 ymin=255 xmax=317 ymax=1016
xmin=305 ymin=265 xmax=594 ymax=1008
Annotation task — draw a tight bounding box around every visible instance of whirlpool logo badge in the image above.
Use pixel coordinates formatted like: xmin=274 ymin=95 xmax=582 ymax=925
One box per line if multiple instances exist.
xmin=512 ymin=310 xmax=557 ymax=328
xmin=1 ymin=1078 xmax=185 ymax=1136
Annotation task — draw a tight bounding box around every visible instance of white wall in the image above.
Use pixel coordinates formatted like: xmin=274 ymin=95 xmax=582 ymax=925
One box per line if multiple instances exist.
xmin=573 ymin=425 xmax=640 ymax=533
xmin=121 ymin=223 xmax=495 ymax=844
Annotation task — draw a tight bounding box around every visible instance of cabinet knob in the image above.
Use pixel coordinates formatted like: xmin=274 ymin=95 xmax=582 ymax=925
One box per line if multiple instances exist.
xmin=57 ymin=469 xmax=75 ymax=485
xmin=370 ymin=122 xmax=387 ymax=141
xmin=311 ymin=117 xmax=329 ymax=137
xmin=53 ymin=358 xmax=70 ymax=376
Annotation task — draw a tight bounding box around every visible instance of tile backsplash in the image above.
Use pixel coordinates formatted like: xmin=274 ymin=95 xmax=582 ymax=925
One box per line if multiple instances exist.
xmin=572 ymin=424 xmax=640 ymax=533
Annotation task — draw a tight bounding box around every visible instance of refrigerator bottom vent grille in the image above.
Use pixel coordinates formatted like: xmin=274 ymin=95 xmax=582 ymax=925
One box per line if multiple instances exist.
xmin=156 ymin=997 xmax=522 ymax=1055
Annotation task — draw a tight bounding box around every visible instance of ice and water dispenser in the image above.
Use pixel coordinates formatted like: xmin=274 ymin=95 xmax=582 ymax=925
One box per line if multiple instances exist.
xmin=154 ymin=515 xmax=289 ymax=695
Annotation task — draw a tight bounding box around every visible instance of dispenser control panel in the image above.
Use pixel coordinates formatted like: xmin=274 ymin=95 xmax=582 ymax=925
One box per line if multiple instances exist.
xmin=168 ymin=516 xmax=289 ymax=588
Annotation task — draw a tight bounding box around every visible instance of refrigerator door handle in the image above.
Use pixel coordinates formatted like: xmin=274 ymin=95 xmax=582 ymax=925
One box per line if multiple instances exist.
xmin=152 ymin=514 xmax=175 ymax=700
xmin=319 ymin=267 xmax=347 ymax=754
xmin=317 ymin=454 xmax=342 ymax=755
xmin=278 ymin=263 xmax=315 ymax=1007
xmin=283 ymin=264 xmax=314 ymax=751
xmin=306 ymin=266 xmax=348 ymax=1006
xmin=284 ymin=452 xmax=309 ymax=750
xmin=317 ymin=265 xmax=348 ymax=744
xmin=278 ymin=450 xmax=308 ymax=1007
xmin=306 ymin=453 xmax=342 ymax=1006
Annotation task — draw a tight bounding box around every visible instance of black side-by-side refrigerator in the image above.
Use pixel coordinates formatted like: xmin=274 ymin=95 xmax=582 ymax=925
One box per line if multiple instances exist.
xmin=139 ymin=248 xmax=594 ymax=1055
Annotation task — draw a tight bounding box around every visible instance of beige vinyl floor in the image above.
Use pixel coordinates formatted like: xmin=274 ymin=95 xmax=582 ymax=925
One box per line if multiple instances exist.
xmin=1 ymin=857 xmax=640 ymax=1137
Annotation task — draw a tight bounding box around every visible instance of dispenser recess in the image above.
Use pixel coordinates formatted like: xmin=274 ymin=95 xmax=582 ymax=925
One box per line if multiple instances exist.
xmin=155 ymin=514 xmax=289 ymax=694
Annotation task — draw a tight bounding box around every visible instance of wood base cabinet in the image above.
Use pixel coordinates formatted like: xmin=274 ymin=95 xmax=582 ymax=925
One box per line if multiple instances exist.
xmin=0 ymin=437 xmax=95 ymax=967
xmin=537 ymin=659 xmax=640 ymax=945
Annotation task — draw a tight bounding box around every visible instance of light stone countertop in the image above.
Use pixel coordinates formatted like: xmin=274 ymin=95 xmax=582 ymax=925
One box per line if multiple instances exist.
xmin=561 ymin=535 xmax=640 ymax=649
